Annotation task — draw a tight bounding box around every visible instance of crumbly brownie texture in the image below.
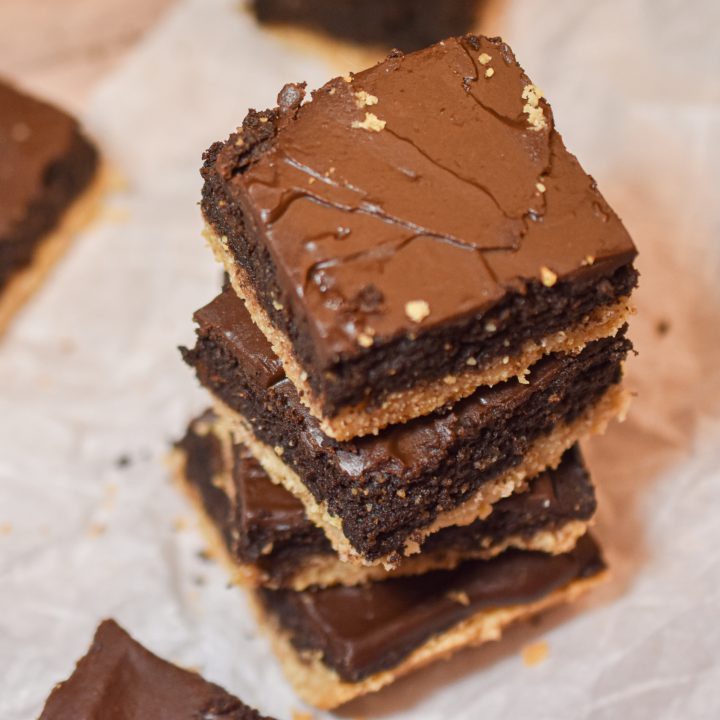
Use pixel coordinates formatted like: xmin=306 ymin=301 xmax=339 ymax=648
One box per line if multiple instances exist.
xmin=173 ymin=413 xmax=596 ymax=589
xmin=182 ymin=288 xmax=631 ymax=566
xmin=38 ymin=619 xmax=271 ymax=719
xmin=215 ymin=385 xmax=624 ymax=569
xmin=254 ymin=536 xmax=606 ymax=709
xmin=250 ymin=0 xmax=480 ymax=52
xmin=0 ymin=80 xmax=99 ymax=334
xmin=200 ymin=34 xmax=638 ymax=438
xmin=207 ymin=226 xmax=633 ymax=440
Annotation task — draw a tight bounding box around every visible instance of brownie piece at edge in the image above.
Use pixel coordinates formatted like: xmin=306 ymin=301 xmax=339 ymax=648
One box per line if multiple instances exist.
xmin=38 ymin=619 xmax=272 ymax=719
xmin=0 ymin=80 xmax=98 ymax=290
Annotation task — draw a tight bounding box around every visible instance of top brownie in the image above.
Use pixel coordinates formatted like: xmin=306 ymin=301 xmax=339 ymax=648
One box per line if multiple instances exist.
xmin=201 ymin=35 xmax=637 ymax=438
xmin=0 ymin=80 xmax=97 ymax=292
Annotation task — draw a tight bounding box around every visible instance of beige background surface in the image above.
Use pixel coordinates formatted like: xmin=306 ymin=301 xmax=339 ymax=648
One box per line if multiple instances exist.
xmin=0 ymin=0 xmax=176 ymax=108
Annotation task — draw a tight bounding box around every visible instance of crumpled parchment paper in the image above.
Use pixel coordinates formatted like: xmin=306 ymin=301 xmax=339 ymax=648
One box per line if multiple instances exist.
xmin=1 ymin=0 xmax=719 ymax=718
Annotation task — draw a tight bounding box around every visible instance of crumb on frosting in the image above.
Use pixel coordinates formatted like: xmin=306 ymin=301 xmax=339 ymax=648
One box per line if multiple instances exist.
xmin=352 ymin=112 xmax=386 ymax=132
xmin=522 ymin=84 xmax=547 ymax=131
xmin=357 ymin=332 xmax=374 ymax=348
xmin=479 ymin=53 xmax=492 ymax=65
xmin=405 ymin=299 xmax=430 ymax=322
xmin=540 ymin=266 xmax=558 ymax=287
xmin=354 ymin=90 xmax=379 ymax=108
xmin=485 ymin=68 xmax=495 ymax=78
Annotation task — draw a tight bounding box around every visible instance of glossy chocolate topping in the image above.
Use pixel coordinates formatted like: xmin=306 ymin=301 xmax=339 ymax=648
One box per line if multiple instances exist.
xmin=206 ymin=35 xmax=636 ymax=367
xmin=237 ymin=443 xmax=307 ymax=531
xmin=259 ymin=534 xmax=605 ymax=681
xmin=184 ymin=288 xmax=629 ymax=561
xmin=39 ymin=620 xmax=270 ymax=720
xmin=0 ymin=80 xmax=97 ymax=288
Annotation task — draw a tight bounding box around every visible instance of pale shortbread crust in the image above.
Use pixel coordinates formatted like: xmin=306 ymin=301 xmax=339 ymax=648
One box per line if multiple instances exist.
xmin=205 ymin=225 xmax=632 ymax=441
xmin=170 ymin=442 xmax=588 ymax=590
xmin=251 ymin=569 xmax=608 ymax=709
xmin=0 ymin=164 xmax=109 ymax=336
xmin=213 ymin=383 xmax=629 ymax=569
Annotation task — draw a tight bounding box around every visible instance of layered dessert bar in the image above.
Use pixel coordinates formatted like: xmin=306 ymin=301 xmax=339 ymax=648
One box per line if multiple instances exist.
xmin=255 ymin=535 xmax=606 ymax=708
xmin=182 ymin=288 xmax=630 ymax=567
xmin=200 ymin=35 xmax=638 ymax=440
xmin=0 ymin=80 xmax=99 ymax=334
xmin=174 ymin=411 xmax=596 ymax=589
xmin=249 ymin=0 xmax=479 ymax=52
xmin=39 ymin=619 xmax=272 ymax=719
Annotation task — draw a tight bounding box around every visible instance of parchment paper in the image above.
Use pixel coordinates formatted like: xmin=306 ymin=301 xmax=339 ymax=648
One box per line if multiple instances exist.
xmin=1 ymin=1 xmax=719 ymax=718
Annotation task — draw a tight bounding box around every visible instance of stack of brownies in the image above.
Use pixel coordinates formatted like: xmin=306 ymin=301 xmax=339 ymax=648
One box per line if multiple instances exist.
xmin=176 ymin=35 xmax=637 ymax=709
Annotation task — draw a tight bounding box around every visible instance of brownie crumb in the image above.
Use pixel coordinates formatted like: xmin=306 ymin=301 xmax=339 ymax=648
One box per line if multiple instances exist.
xmin=115 ymin=454 xmax=132 ymax=469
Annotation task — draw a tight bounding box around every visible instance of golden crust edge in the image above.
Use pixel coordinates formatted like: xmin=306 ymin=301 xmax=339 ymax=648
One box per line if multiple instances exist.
xmin=0 ymin=162 xmax=111 ymax=337
xmin=212 ymin=383 xmax=629 ymax=569
xmin=250 ymin=569 xmax=608 ymax=710
xmin=204 ymin=225 xmax=633 ymax=441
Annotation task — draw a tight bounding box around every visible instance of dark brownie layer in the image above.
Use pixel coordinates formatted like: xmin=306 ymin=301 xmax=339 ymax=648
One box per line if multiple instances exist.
xmin=39 ymin=620 xmax=270 ymax=720
xmin=178 ymin=413 xmax=596 ymax=586
xmin=200 ymin=34 xmax=637 ymax=415
xmin=0 ymin=80 xmax=98 ymax=291
xmin=182 ymin=289 xmax=630 ymax=562
xmin=259 ymin=534 xmax=605 ymax=682
xmin=251 ymin=0 xmax=479 ymax=52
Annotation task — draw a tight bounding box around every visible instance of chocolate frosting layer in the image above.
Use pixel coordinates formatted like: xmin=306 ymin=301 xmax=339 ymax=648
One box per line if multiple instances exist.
xmin=202 ymin=35 xmax=636 ymax=396
xmin=39 ymin=620 xmax=271 ymax=720
xmin=0 ymin=80 xmax=97 ymax=289
xmin=183 ymin=288 xmax=629 ymax=561
xmin=259 ymin=534 xmax=605 ymax=681
xmin=179 ymin=413 xmax=596 ymax=586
